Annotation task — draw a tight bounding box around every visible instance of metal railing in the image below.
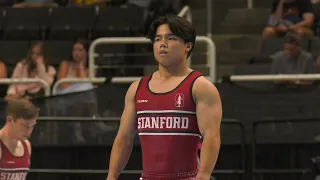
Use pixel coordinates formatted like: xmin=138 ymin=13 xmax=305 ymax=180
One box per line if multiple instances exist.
xmin=30 ymin=117 xmax=245 ymax=176
xmin=206 ymin=0 xmax=213 ymax=38
xmin=0 ymin=78 xmax=51 ymax=96
xmin=248 ymin=0 xmax=253 ymax=9
xmin=178 ymin=5 xmax=192 ymax=25
xmin=230 ymin=74 xmax=320 ymax=81
xmin=89 ymin=36 xmax=216 ymax=83
xmin=51 ymin=78 xmax=106 ymax=95
xmin=178 ymin=5 xmax=193 ymax=66
xmin=251 ymin=118 xmax=317 ymax=177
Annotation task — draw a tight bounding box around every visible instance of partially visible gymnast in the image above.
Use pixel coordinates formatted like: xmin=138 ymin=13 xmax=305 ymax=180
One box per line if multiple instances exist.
xmin=0 ymin=99 xmax=38 ymax=180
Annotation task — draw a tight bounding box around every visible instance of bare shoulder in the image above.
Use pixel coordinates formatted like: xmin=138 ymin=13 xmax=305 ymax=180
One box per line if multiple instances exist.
xmin=193 ymin=77 xmax=220 ymax=100
xmin=126 ymin=79 xmax=141 ymax=99
xmin=24 ymin=140 xmax=31 ymax=156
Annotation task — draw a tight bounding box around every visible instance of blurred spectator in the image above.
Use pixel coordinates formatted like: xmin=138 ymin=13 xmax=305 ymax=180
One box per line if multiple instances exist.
xmin=56 ymin=39 xmax=93 ymax=93
xmin=262 ymin=0 xmax=314 ymax=39
xmin=56 ymin=39 xmax=111 ymax=143
xmin=0 ymin=61 xmax=8 ymax=98
xmin=5 ymin=41 xmax=56 ymax=100
xmin=270 ymin=33 xmax=316 ymax=85
xmin=0 ymin=61 xmax=7 ymax=79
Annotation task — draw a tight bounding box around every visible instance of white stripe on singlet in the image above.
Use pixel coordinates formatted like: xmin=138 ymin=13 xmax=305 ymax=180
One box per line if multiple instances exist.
xmin=139 ymin=132 xmax=201 ymax=138
xmin=0 ymin=168 xmax=29 ymax=171
xmin=137 ymin=110 xmax=196 ymax=115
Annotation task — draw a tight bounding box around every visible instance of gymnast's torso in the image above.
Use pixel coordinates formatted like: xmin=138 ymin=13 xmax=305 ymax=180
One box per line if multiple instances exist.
xmin=135 ymin=71 xmax=202 ymax=177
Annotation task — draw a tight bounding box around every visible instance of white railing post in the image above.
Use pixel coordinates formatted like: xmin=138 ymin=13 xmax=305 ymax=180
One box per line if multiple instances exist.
xmin=0 ymin=78 xmax=51 ymax=96
xmin=88 ymin=36 xmax=216 ymax=83
xmin=178 ymin=5 xmax=192 ymax=66
xmin=230 ymin=74 xmax=320 ymax=81
xmin=247 ymin=0 xmax=253 ymax=9
xmin=52 ymin=78 xmax=106 ymax=95
xmin=207 ymin=0 xmax=213 ymax=38
xmin=178 ymin=5 xmax=192 ymax=24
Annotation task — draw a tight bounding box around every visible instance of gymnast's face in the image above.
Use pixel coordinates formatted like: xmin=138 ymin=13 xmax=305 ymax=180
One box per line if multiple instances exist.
xmin=153 ymin=24 xmax=191 ymax=67
xmin=8 ymin=117 xmax=36 ymax=140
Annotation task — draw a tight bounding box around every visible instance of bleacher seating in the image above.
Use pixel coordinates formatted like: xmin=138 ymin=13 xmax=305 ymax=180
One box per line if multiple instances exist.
xmin=3 ymin=8 xmax=49 ymax=40
xmin=0 ymin=40 xmax=29 ymax=71
xmin=48 ymin=7 xmax=96 ymax=40
xmin=0 ymin=7 xmax=144 ymax=41
xmin=93 ymin=7 xmax=144 ymax=38
xmin=41 ymin=40 xmax=74 ymax=66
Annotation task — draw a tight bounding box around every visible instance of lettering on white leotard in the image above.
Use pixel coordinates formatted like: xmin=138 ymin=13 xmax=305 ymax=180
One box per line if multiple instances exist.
xmin=137 ymin=117 xmax=189 ymax=129
xmin=0 ymin=172 xmax=27 ymax=180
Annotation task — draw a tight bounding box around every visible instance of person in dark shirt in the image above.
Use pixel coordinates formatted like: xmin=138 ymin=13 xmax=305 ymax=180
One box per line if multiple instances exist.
xmin=262 ymin=0 xmax=314 ymax=39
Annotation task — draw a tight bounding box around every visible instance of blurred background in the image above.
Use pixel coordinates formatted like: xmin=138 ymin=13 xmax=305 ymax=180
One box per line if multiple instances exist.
xmin=0 ymin=0 xmax=319 ymax=180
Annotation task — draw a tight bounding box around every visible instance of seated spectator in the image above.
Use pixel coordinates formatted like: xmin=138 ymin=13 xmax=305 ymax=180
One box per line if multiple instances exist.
xmin=5 ymin=41 xmax=56 ymax=100
xmin=262 ymin=0 xmax=314 ymax=39
xmin=270 ymin=33 xmax=316 ymax=85
xmin=56 ymin=39 xmax=93 ymax=94
xmin=56 ymin=39 xmax=110 ymax=143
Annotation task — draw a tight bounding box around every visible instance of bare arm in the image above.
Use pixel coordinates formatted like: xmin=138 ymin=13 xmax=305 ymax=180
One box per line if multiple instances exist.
xmin=106 ymin=80 xmax=140 ymax=180
xmin=6 ymin=62 xmax=24 ymax=98
xmin=36 ymin=64 xmax=56 ymax=86
xmin=0 ymin=61 xmax=7 ymax=78
xmin=290 ymin=13 xmax=314 ymax=29
xmin=274 ymin=0 xmax=285 ymax=19
xmin=57 ymin=61 xmax=71 ymax=89
xmin=193 ymin=77 xmax=222 ymax=179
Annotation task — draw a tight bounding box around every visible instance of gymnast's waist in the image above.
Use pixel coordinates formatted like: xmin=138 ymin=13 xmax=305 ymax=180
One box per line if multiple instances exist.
xmin=141 ymin=169 xmax=198 ymax=180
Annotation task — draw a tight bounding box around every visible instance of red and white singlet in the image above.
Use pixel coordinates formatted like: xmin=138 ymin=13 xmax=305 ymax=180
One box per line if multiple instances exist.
xmin=135 ymin=71 xmax=203 ymax=180
xmin=0 ymin=140 xmax=30 ymax=180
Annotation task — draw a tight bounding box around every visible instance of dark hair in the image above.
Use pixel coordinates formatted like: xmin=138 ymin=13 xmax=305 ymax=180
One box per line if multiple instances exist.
xmin=25 ymin=41 xmax=50 ymax=76
xmin=69 ymin=39 xmax=89 ymax=68
xmin=284 ymin=32 xmax=300 ymax=46
xmin=146 ymin=14 xmax=196 ymax=58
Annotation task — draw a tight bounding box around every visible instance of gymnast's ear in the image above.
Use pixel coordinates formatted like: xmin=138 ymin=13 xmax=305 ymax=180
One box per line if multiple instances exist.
xmin=185 ymin=42 xmax=193 ymax=52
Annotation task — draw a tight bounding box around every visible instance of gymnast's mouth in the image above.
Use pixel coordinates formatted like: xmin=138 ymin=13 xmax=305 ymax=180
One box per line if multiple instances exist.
xmin=159 ymin=50 xmax=168 ymax=55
